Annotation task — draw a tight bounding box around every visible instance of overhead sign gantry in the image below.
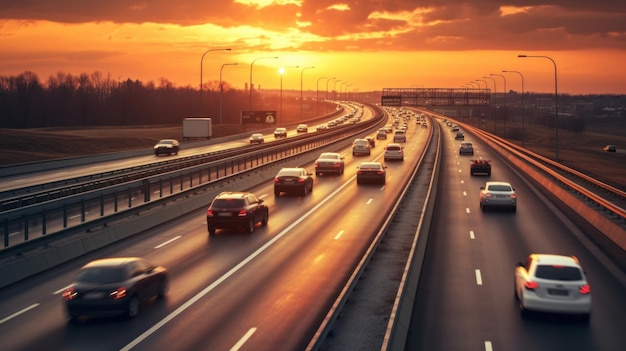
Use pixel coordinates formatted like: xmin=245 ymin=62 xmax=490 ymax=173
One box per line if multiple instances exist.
xmin=381 ymin=88 xmax=490 ymax=107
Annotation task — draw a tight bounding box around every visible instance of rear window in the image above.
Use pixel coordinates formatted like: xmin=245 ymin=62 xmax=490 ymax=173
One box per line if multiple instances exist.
xmin=212 ymin=199 xmax=245 ymax=208
xmin=488 ymin=185 xmax=512 ymax=192
xmin=387 ymin=146 xmax=401 ymax=151
xmin=77 ymin=267 xmax=126 ymax=283
xmin=535 ymin=265 xmax=583 ymax=281
xmin=277 ymin=169 xmax=302 ymax=177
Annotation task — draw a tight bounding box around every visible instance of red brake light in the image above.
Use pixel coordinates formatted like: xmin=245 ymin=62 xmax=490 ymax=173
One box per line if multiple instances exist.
xmin=63 ymin=288 xmax=77 ymax=301
xmin=377 ymin=171 xmax=384 ymax=175
xmin=579 ymin=284 xmax=591 ymax=295
xmin=524 ymin=281 xmax=539 ymax=290
xmin=207 ymin=209 xmax=214 ymax=217
xmin=511 ymin=194 xmax=517 ymax=199
xmin=110 ymin=287 xmax=127 ymax=300
xmin=274 ymin=178 xmax=280 ymax=183
xmin=238 ymin=209 xmax=247 ymax=217
xmin=297 ymin=178 xmax=305 ymax=183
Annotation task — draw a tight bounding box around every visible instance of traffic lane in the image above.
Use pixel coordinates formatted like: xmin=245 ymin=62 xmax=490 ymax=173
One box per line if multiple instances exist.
xmin=406 ymin=127 xmax=626 ymax=350
xmin=117 ymin=153 xmax=418 ymax=351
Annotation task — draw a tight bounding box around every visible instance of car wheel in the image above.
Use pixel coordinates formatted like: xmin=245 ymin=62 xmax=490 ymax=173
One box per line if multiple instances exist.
xmin=302 ymin=185 xmax=308 ymax=196
xmin=579 ymin=313 xmax=591 ymax=323
xmin=126 ymin=296 xmax=140 ymax=319
xmin=511 ymin=206 xmax=517 ymax=213
xmin=274 ymin=189 xmax=280 ymax=197
xmin=481 ymin=203 xmax=486 ymax=212
xmin=261 ymin=210 xmax=268 ymax=226
xmin=208 ymin=224 xmax=216 ymax=236
xmin=246 ymin=218 xmax=255 ymax=233
xmin=157 ymin=277 xmax=168 ymax=299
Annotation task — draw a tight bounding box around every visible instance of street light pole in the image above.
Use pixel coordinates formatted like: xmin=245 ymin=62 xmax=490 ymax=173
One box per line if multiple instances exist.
xmin=483 ymin=76 xmax=497 ymax=133
xmin=502 ymin=70 xmax=525 ymax=147
xmin=200 ymin=48 xmax=231 ymax=115
xmin=491 ymin=73 xmax=507 ymax=136
xmin=219 ymin=63 xmax=239 ymax=124
xmin=518 ymin=54 xmax=559 ymax=161
xmin=316 ymin=76 xmax=327 ymax=117
xmin=279 ymin=66 xmax=299 ymax=124
xmin=333 ymin=80 xmax=342 ymax=102
xmin=300 ymin=66 xmax=314 ymax=120
xmin=326 ymin=78 xmax=336 ymax=114
xmin=249 ymin=56 xmax=279 ymax=110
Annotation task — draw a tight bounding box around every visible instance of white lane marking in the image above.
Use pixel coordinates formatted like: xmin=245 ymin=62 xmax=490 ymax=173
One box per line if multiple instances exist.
xmin=469 ymin=230 xmax=475 ymax=239
xmin=230 ymin=327 xmax=257 ymax=351
xmin=54 ymin=284 xmax=73 ymax=295
xmin=458 ymin=169 xmax=462 ymax=173
xmin=120 ymin=173 xmax=358 ymax=351
xmin=461 ymin=180 xmax=464 ymax=184
xmin=366 ymin=198 xmax=373 ymax=205
xmin=0 ymin=304 xmax=39 ymax=325
xmin=154 ymin=236 xmax=181 ymax=249
xmin=475 ymin=269 xmax=483 ymax=285
xmin=463 ymin=191 xmax=467 ymax=196
xmin=485 ymin=341 xmax=493 ymax=351
xmin=334 ymin=230 xmax=345 ymax=240
xmin=466 ymin=208 xmax=470 ymax=214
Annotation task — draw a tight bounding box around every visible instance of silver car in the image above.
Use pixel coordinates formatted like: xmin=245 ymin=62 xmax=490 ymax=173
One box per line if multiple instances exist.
xmin=479 ymin=181 xmax=517 ymax=212
xmin=515 ymin=254 xmax=591 ymax=321
xmin=393 ymin=130 xmax=406 ymax=143
xmin=384 ymin=143 xmax=404 ymax=161
xmin=352 ymin=139 xmax=371 ymax=156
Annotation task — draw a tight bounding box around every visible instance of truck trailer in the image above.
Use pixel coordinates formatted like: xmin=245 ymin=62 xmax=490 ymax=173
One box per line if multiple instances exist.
xmin=183 ymin=118 xmax=212 ymax=140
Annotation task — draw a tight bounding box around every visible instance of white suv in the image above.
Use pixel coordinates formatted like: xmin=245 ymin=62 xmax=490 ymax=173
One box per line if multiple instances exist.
xmin=384 ymin=143 xmax=404 ymax=161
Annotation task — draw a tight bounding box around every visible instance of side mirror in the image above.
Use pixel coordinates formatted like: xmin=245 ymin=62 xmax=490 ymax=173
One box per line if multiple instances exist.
xmin=258 ymin=199 xmax=264 ymax=204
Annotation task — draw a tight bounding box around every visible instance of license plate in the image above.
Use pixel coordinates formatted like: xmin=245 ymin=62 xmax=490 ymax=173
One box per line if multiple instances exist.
xmin=548 ymin=289 xmax=568 ymax=296
xmin=84 ymin=292 xmax=105 ymax=299
xmin=217 ymin=212 xmax=232 ymax=217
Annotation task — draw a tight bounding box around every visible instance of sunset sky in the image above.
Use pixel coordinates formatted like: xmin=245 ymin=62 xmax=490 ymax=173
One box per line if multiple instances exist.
xmin=1 ymin=0 xmax=625 ymax=95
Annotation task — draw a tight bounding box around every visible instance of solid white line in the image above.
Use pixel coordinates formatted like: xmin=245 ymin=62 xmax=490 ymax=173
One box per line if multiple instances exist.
xmin=469 ymin=230 xmax=475 ymax=239
xmin=154 ymin=236 xmax=182 ymax=249
xmin=366 ymin=198 xmax=373 ymax=205
xmin=334 ymin=230 xmax=345 ymax=240
xmin=0 ymin=304 xmax=39 ymax=325
xmin=230 ymin=327 xmax=257 ymax=351
xmin=120 ymin=173 xmax=358 ymax=351
xmin=485 ymin=340 xmax=493 ymax=351
xmin=475 ymin=269 xmax=483 ymax=285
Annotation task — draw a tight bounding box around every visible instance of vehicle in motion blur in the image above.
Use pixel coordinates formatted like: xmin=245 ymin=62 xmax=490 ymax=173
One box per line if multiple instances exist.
xmin=455 ymin=132 xmax=465 ymax=140
xmin=479 ymin=181 xmax=517 ymax=212
xmin=315 ymin=152 xmax=345 ymax=175
xmin=603 ymin=145 xmax=616 ymax=152
xmin=63 ymin=257 xmax=168 ymax=321
xmin=470 ymin=159 xmax=491 ymax=176
xmin=352 ymin=139 xmax=372 ymax=156
xmin=274 ymin=167 xmax=314 ymax=196
xmin=274 ymin=127 xmax=287 ymax=138
xmin=154 ymin=139 xmax=180 ymax=156
xmin=206 ymin=191 xmax=269 ymax=235
xmin=384 ymin=143 xmax=404 ymax=161
xmin=459 ymin=142 xmax=474 ymax=155
xmin=316 ymin=124 xmax=327 ymax=131
xmin=356 ymin=162 xmax=386 ymax=185
xmin=376 ymin=129 xmax=387 ymax=140
xmin=296 ymin=124 xmax=309 ymax=133
xmin=514 ymin=254 xmax=591 ymax=321
xmin=393 ymin=130 xmax=406 ymax=143
xmin=249 ymin=133 xmax=264 ymax=144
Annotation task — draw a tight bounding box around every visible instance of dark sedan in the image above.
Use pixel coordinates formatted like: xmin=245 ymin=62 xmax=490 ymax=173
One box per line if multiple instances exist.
xmin=154 ymin=139 xmax=180 ymax=156
xmin=206 ymin=191 xmax=269 ymax=235
xmin=63 ymin=257 xmax=168 ymax=321
xmin=315 ymin=152 xmax=345 ymax=175
xmin=356 ymin=162 xmax=386 ymax=185
xmin=274 ymin=167 xmax=313 ymax=196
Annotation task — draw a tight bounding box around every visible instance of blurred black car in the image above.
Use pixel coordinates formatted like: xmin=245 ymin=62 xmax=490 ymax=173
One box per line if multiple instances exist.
xmin=63 ymin=257 xmax=168 ymax=321
xmin=154 ymin=139 xmax=180 ymax=156
xmin=274 ymin=167 xmax=313 ymax=196
xmin=206 ymin=191 xmax=269 ymax=235
xmin=356 ymin=162 xmax=387 ymax=185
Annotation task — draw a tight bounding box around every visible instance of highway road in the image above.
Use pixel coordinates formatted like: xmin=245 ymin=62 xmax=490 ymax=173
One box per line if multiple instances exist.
xmin=405 ymin=122 xmax=626 ymax=351
xmin=0 ymin=113 xmax=431 ymax=350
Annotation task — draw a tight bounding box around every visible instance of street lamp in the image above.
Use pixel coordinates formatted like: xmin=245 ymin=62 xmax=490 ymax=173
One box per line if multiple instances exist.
xmin=316 ymin=76 xmax=327 ymax=117
xmin=219 ymin=63 xmax=238 ymax=124
xmin=491 ymin=73 xmax=507 ymax=136
xmin=483 ymin=76 xmax=497 ymax=133
xmin=279 ymin=66 xmax=299 ymax=123
xmin=200 ymin=48 xmax=231 ymax=115
xmin=345 ymin=84 xmax=352 ymax=101
xmin=300 ymin=66 xmax=315 ymax=120
xmin=502 ymin=70 xmax=525 ymax=147
xmin=518 ymin=54 xmax=559 ymax=161
xmin=326 ymin=78 xmax=337 ymax=114
xmin=333 ymin=80 xmax=342 ymax=101
xmin=474 ymin=80 xmax=487 ymax=89
xmin=249 ymin=56 xmax=279 ymax=110
xmin=468 ymin=82 xmax=479 ymax=89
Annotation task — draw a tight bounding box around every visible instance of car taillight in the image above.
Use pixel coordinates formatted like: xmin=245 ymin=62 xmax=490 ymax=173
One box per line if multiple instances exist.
xmin=238 ymin=209 xmax=248 ymax=217
xmin=297 ymin=178 xmax=305 ymax=183
xmin=510 ymin=194 xmax=517 ymax=199
xmin=274 ymin=178 xmax=280 ymax=183
xmin=579 ymin=284 xmax=591 ymax=295
xmin=333 ymin=162 xmax=340 ymax=168
xmin=377 ymin=171 xmax=384 ymax=175
xmin=314 ymin=162 xmax=319 ymax=168
xmin=207 ymin=209 xmax=214 ymax=217
xmin=524 ymin=281 xmax=539 ymax=290
xmin=63 ymin=288 xmax=77 ymax=301
xmin=484 ymin=193 xmax=492 ymax=198
xmin=357 ymin=171 xmax=363 ymax=175
xmin=110 ymin=287 xmax=127 ymax=300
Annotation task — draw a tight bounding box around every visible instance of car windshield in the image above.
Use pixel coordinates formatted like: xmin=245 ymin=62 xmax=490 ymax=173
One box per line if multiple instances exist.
xmin=535 ymin=265 xmax=583 ymax=281
xmin=487 ymin=185 xmax=512 ymax=192
xmin=77 ymin=267 xmax=126 ymax=283
xmin=212 ymin=199 xmax=245 ymax=208
xmin=159 ymin=140 xmax=174 ymax=145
